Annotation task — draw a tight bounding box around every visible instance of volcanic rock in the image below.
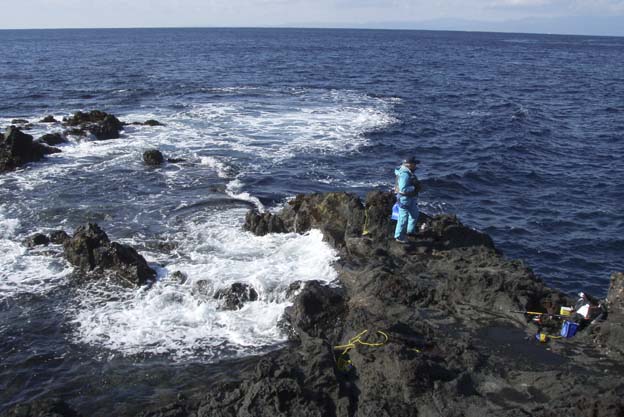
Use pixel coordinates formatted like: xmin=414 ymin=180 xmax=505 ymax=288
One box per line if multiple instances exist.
xmin=143 ymin=149 xmax=165 ymax=166
xmin=37 ymin=133 xmax=67 ymax=146
xmin=214 ymin=282 xmax=259 ymax=310
xmin=24 ymin=233 xmax=50 ymax=247
xmin=40 ymin=115 xmax=58 ymax=123
xmin=143 ymin=119 xmax=165 ymax=126
xmin=192 ymin=191 xmax=624 ymax=417
xmin=63 ymin=110 xmax=123 ymax=140
xmin=0 ymin=126 xmax=51 ymax=172
xmin=63 ymin=223 xmax=156 ymax=286
xmin=244 ymin=210 xmax=287 ymax=236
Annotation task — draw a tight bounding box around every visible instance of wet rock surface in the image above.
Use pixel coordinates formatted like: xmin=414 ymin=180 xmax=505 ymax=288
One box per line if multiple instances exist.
xmin=143 ymin=149 xmax=165 ymax=166
xmin=62 ymin=223 xmax=156 ymax=287
xmin=23 ymin=233 xmax=50 ymax=247
xmin=37 ymin=132 xmax=67 ymax=146
xmin=63 ymin=110 xmax=123 ymax=140
xmin=214 ymin=283 xmax=259 ymax=310
xmin=0 ymin=127 xmax=58 ymax=172
xmin=39 ymin=115 xmax=58 ymax=123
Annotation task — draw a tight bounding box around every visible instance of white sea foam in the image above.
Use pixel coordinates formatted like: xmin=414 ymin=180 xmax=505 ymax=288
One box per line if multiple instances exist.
xmin=71 ymin=208 xmax=338 ymax=360
xmin=0 ymin=207 xmax=73 ymax=299
xmin=3 ymin=87 xmax=393 ymax=359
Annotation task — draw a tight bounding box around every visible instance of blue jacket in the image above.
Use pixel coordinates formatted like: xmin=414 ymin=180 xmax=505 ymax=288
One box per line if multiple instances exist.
xmin=395 ymin=165 xmax=419 ymax=205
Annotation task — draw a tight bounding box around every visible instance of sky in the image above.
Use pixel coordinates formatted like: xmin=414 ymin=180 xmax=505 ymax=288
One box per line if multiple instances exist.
xmin=1 ymin=0 xmax=624 ymax=36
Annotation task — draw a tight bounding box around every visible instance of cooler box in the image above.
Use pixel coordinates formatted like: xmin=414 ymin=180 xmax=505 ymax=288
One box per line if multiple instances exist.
xmin=561 ymin=321 xmax=579 ymax=338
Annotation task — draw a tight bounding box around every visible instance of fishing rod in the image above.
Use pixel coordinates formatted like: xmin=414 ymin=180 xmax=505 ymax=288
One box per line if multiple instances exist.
xmin=510 ymin=310 xmax=571 ymax=319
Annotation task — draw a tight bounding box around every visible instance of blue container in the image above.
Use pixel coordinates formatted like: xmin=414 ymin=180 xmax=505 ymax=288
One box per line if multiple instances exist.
xmin=391 ymin=202 xmax=400 ymax=221
xmin=561 ymin=321 xmax=579 ymax=338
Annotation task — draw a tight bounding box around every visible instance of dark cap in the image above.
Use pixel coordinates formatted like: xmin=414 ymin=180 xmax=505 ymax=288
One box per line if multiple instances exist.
xmin=402 ymin=156 xmax=420 ymax=165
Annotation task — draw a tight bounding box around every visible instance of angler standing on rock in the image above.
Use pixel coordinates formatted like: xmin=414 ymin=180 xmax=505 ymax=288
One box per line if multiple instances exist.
xmin=394 ymin=156 xmax=422 ymax=243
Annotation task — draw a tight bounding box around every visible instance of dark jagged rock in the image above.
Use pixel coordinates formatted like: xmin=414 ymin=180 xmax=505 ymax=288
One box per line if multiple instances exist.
xmin=40 ymin=115 xmax=58 ymax=123
xmin=244 ymin=192 xmax=365 ymax=247
xmin=166 ymin=158 xmax=186 ymax=163
xmin=63 ymin=223 xmax=156 ymax=286
xmin=19 ymin=192 xmax=624 ymax=416
xmin=37 ymin=133 xmax=67 ymax=146
xmin=165 ymin=191 xmax=623 ymax=417
xmin=0 ymin=398 xmax=82 ymax=417
xmin=284 ymin=281 xmax=346 ymax=340
xmin=63 ymin=110 xmax=108 ymax=126
xmin=10 ymin=119 xmax=29 ymax=125
xmin=170 ymin=270 xmax=188 ymax=284
xmin=143 ymin=119 xmax=165 ymax=126
xmin=89 ymin=114 xmax=123 ymax=140
xmin=63 ymin=111 xmax=123 ymax=140
xmin=143 ymin=149 xmax=165 ymax=166
xmin=214 ymin=282 xmax=259 ymax=310
xmin=0 ymin=126 xmax=51 ymax=172
xmin=24 ymin=233 xmax=50 ymax=247
xmin=49 ymin=230 xmax=70 ymax=245
xmin=244 ymin=209 xmax=287 ymax=236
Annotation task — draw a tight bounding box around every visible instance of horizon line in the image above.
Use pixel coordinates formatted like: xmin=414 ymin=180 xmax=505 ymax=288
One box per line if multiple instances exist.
xmin=0 ymin=24 xmax=623 ymax=39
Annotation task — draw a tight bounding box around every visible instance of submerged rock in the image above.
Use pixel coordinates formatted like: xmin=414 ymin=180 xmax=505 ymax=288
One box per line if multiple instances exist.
xmin=214 ymin=282 xmax=259 ymax=310
xmin=23 ymin=233 xmax=50 ymax=247
xmin=63 ymin=223 xmax=156 ymax=286
xmin=37 ymin=132 xmax=67 ymax=146
xmin=10 ymin=118 xmax=29 ymax=125
xmin=143 ymin=119 xmax=165 ymax=126
xmin=143 ymin=149 xmax=164 ymax=166
xmin=39 ymin=115 xmax=58 ymax=123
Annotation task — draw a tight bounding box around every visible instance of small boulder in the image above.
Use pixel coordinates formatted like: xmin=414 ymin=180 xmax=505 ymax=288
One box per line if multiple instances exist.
xmin=37 ymin=133 xmax=67 ymax=146
xmin=170 ymin=270 xmax=188 ymax=284
xmin=10 ymin=118 xmax=29 ymax=125
xmin=166 ymin=158 xmax=186 ymax=163
xmin=214 ymin=283 xmax=259 ymax=310
xmin=63 ymin=223 xmax=156 ymax=286
xmin=89 ymin=114 xmax=123 ymax=140
xmin=24 ymin=233 xmax=50 ymax=247
xmin=143 ymin=149 xmax=164 ymax=166
xmin=40 ymin=115 xmax=58 ymax=123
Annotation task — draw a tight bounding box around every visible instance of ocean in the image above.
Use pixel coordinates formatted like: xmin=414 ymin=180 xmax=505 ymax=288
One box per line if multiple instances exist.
xmin=0 ymin=28 xmax=623 ymax=414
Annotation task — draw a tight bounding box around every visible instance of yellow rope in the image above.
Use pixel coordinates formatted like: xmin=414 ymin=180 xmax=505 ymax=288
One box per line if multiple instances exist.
xmin=334 ymin=330 xmax=389 ymax=355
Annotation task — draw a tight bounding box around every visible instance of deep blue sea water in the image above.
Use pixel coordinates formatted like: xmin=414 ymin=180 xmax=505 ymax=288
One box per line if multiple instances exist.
xmin=0 ymin=28 xmax=623 ymax=414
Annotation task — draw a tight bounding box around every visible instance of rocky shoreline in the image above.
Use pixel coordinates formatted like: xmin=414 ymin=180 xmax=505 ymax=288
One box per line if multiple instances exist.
xmin=3 ymin=191 xmax=623 ymax=417
xmin=1 ymin=110 xmax=169 ymax=173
